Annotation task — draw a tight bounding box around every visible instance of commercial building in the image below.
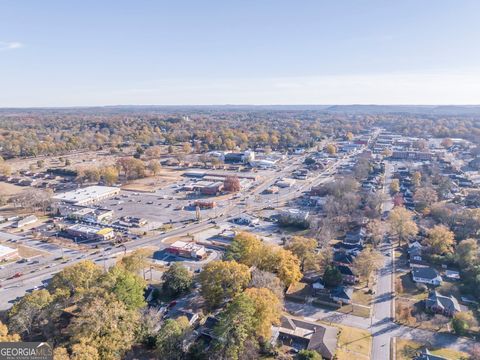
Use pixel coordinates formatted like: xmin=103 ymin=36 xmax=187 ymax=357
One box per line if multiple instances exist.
xmin=68 ymin=207 xmax=114 ymax=223
xmin=0 ymin=244 xmax=19 ymax=262
xmin=16 ymin=215 xmax=38 ymax=228
xmin=193 ymin=181 xmax=224 ymax=195
xmin=53 ymin=186 xmax=120 ymax=205
xmin=166 ymin=241 xmax=207 ymax=260
xmin=66 ymin=224 xmax=115 ymax=241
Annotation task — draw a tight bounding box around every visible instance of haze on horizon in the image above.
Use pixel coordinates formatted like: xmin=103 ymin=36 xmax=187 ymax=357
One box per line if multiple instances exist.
xmin=1 ymin=0 xmax=480 ymax=107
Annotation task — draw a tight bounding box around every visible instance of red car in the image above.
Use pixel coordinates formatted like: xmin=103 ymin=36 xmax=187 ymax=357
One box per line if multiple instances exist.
xmin=13 ymin=272 xmax=23 ymax=278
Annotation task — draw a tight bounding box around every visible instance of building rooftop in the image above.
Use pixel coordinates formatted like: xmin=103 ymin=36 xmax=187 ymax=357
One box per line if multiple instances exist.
xmin=53 ymin=186 xmax=119 ymax=204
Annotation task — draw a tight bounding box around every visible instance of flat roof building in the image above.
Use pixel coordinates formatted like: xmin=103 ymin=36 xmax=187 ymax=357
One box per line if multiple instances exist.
xmin=166 ymin=241 xmax=207 ymax=260
xmin=0 ymin=244 xmax=19 ymax=261
xmin=53 ymin=186 xmax=120 ymax=205
xmin=66 ymin=224 xmax=115 ymax=241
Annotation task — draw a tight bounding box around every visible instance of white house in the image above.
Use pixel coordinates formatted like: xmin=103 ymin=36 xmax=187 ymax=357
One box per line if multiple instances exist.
xmin=412 ymin=267 xmax=442 ymax=286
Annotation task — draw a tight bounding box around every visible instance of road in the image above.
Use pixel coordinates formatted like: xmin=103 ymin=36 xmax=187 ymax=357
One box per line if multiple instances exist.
xmin=0 ymin=149 xmax=359 ymax=310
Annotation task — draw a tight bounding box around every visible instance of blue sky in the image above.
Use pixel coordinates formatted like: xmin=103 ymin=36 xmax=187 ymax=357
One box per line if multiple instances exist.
xmin=1 ymin=0 xmax=480 ymax=106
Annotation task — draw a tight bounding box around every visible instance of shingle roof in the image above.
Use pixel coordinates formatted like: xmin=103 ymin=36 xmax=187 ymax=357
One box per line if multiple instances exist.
xmin=412 ymin=267 xmax=440 ymax=281
xmin=277 ymin=316 xmax=338 ymax=359
xmin=426 ymin=291 xmax=461 ymax=313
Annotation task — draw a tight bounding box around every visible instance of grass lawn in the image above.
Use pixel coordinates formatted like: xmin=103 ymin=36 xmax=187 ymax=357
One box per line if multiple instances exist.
xmin=395 ymin=339 xmax=468 ymax=360
xmin=352 ymin=288 xmax=372 ymax=307
xmin=334 ymin=324 xmax=372 ymax=360
xmin=396 ymin=272 xmax=428 ymax=301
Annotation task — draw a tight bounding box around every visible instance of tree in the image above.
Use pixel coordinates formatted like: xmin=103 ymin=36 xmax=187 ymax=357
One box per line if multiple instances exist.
xmin=223 ymin=176 xmax=241 ymax=192
xmin=388 ymin=207 xmax=418 ymax=246
xmin=8 ymin=289 xmax=54 ymax=337
xmin=317 ymin=247 xmax=334 ymax=273
xmin=412 ymin=171 xmax=422 ymax=188
xmin=71 ymin=341 xmax=100 ymax=360
xmin=212 ymin=293 xmax=257 ymax=360
xmin=423 ymin=225 xmax=455 ymax=255
xmin=148 ymin=160 xmax=161 ymax=176
xmin=298 ymin=350 xmax=322 ymax=360
xmin=366 ymin=219 xmax=389 ymax=248
xmin=455 ymin=239 xmax=479 ymax=269
xmin=101 ymin=166 xmax=118 ymax=185
xmin=155 ymin=317 xmax=190 ymax=360
xmin=0 ymin=321 xmax=20 ymax=341
xmin=199 ymin=260 xmax=251 ymax=308
xmin=389 ymin=179 xmax=400 ymax=194
xmin=414 ymin=187 xmax=438 ymax=212
xmin=451 ymin=311 xmax=477 ymax=335
xmin=226 ymin=232 xmax=264 ymax=267
xmin=325 ymin=144 xmax=336 ymax=155
xmin=182 ymin=143 xmax=192 ymax=154
xmin=243 ymin=288 xmax=282 ymax=339
xmin=106 ymin=265 xmax=147 ymax=310
xmin=323 ymin=265 xmax=342 ymax=287
xmin=353 ymin=247 xmax=384 ymax=287
xmin=68 ymin=295 xmax=139 ymax=360
xmin=249 ymin=269 xmax=284 ymax=300
xmin=265 ymin=247 xmax=302 ymax=288
xmin=49 ymin=260 xmax=103 ymax=297
xmin=381 ymin=148 xmax=393 ymax=157
xmin=285 ymin=236 xmax=318 ymax=272
xmin=119 ymin=249 xmax=149 ymax=273
xmin=162 ymin=263 xmax=193 ymax=296
xmin=53 ymin=347 xmax=70 ymax=360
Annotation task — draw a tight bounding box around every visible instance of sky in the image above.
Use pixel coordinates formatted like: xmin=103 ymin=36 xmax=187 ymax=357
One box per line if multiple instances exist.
xmin=1 ymin=0 xmax=480 ymax=107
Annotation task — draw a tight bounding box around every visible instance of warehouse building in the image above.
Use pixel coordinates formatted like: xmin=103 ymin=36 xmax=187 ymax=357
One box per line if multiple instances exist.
xmin=53 ymin=186 xmax=120 ymax=205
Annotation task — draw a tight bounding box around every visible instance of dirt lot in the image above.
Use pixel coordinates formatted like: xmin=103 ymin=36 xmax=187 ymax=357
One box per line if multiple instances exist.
xmin=0 ymin=182 xmax=26 ymax=198
xmin=121 ymin=169 xmax=184 ymax=192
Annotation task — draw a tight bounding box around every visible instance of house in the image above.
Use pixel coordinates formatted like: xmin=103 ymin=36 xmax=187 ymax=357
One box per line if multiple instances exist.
xmin=330 ymin=286 xmax=353 ymax=304
xmin=333 ymin=252 xmax=355 ymax=266
xmin=312 ymin=280 xmax=326 ymax=295
xmin=425 ymin=291 xmax=461 ymax=317
xmin=272 ymin=316 xmax=338 ymax=359
xmin=343 ymin=227 xmax=366 ymax=245
xmin=337 ymin=265 xmax=357 ymax=284
xmin=444 ymin=270 xmax=460 ymax=281
xmin=333 ymin=242 xmax=363 ymax=255
xmin=408 ymin=246 xmax=423 ymax=263
xmin=412 ymin=267 xmax=442 ymax=286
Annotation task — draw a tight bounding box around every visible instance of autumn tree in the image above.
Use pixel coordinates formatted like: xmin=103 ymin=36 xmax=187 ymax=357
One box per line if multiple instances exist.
xmin=101 ymin=166 xmax=118 ymax=185
xmin=353 ymin=247 xmax=384 ymax=287
xmin=389 ymin=179 xmax=400 ymax=194
xmin=223 ymin=176 xmax=241 ymax=192
xmin=105 ymin=265 xmax=147 ymax=310
xmin=243 ymin=287 xmax=282 ymax=339
xmin=119 ymin=249 xmax=150 ymax=273
xmin=67 ymin=295 xmax=139 ymax=360
xmin=48 ymin=260 xmax=103 ymax=297
xmin=325 ymin=144 xmax=336 ymax=155
xmin=414 ymin=187 xmax=438 ymax=212
xmin=366 ymin=219 xmax=389 ymax=248
xmin=423 ymin=225 xmax=455 ymax=256
xmin=155 ymin=316 xmax=190 ymax=360
xmin=285 ymin=236 xmax=318 ymax=272
xmin=199 ymin=260 xmax=251 ymax=308
xmin=455 ymin=239 xmax=479 ymax=269
xmin=0 ymin=321 xmax=20 ymax=341
xmin=388 ymin=207 xmax=418 ymax=246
